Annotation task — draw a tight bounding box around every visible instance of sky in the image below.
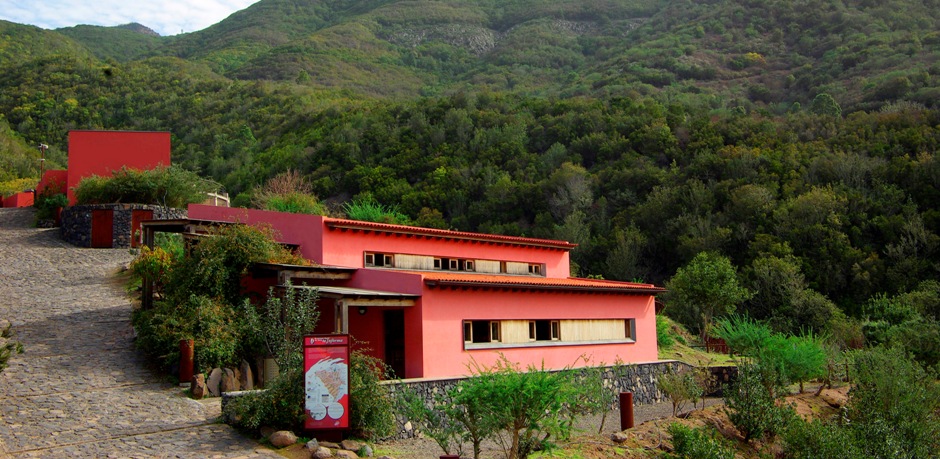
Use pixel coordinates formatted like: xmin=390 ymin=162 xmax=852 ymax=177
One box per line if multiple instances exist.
xmin=0 ymin=0 xmax=260 ymax=36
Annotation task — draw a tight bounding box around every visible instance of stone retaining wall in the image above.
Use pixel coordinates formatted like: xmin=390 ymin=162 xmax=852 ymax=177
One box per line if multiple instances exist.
xmin=60 ymin=204 xmax=186 ymax=248
xmin=382 ymin=360 xmax=693 ymax=440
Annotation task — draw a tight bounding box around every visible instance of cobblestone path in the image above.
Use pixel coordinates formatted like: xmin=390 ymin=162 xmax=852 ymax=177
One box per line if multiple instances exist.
xmin=0 ymin=208 xmax=278 ymax=458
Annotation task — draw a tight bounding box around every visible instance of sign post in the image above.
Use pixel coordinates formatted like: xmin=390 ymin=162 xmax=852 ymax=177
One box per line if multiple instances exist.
xmin=303 ymin=334 xmax=350 ymax=430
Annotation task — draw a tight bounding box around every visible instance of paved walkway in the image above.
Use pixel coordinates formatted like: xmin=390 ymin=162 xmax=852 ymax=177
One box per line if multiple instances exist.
xmin=0 ymin=208 xmax=278 ymax=458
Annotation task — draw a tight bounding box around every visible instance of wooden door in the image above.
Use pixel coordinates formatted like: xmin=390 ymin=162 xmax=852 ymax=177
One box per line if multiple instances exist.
xmin=91 ymin=210 xmax=114 ymax=248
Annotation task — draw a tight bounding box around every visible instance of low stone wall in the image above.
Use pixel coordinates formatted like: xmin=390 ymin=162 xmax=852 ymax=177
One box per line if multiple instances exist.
xmin=61 ymin=204 xmax=186 ymax=248
xmin=382 ymin=360 xmax=692 ymax=440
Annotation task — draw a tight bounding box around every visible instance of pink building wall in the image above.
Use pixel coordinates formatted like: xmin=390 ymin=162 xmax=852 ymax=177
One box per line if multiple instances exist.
xmin=67 ymin=131 xmax=171 ymax=204
xmin=187 ymin=205 xmax=571 ymax=277
xmin=415 ymin=286 xmax=658 ymax=378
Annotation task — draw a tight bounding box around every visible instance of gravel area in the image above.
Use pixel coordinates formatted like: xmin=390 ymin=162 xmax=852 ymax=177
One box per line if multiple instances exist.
xmin=0 ymin=207 xmax=278 ymax=458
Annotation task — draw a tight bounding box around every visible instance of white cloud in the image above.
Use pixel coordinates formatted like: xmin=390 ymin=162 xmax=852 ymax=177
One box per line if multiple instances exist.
xmin=0 ymin=0 xmax=259 ymax=36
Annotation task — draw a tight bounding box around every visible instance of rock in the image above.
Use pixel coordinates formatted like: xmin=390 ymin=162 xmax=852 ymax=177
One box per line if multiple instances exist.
xmin=320 ymin=441 xmax=341 ymax=449
xmin=377 ymin=456 xmax=396 ymax=459
xmin=611 ymin=432 xmax=628 ymax=443
xmin=336 ymin=450 xmax=359 ymax=459
xmin=339 ymin=439 xmax=362 ymax=451
xmin=306 ymin=439 xmax=320 ymax=450
xmin=313 ymin=446 xmax=333 ymax=458
xmin=358 ymin=445 xmax=374 ymax=457
xmin=207 ymin=368 xmax=223 ymax=397
xmin=819 ymin=389 xmax=847 ymax=408
xmin=403 ymin=421 xmax=413 ymax=432
xmin=221 ymin=368 xmax=239 ymax=393
xmin=190 ymin=374 xmax=207 ymax=399
xmin=240 ymin=360 xmax=254 ymax=390
xmin=269 ymin=430 xmax=298 ymax=448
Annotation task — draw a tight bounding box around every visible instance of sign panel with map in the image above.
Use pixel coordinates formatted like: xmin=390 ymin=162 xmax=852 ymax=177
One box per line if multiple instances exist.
xmin=303 ymin=334 xmax=350 ymax=430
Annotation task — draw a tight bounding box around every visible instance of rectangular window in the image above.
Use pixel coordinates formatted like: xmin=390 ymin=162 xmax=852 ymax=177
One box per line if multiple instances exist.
xmin=625 ymin=319 xmax=636 ymax=341
xmin=528 ymin=321 xmax=536 ymax=341
xmin=449 ymin=259 xmax=459 ymax=271
xmin=551 ymin=320 xmax=560 ymax=340
xmin=528 ymin=320 xmax=559 ymax=341
xmin=434 ymin=258 xmax=442 ymax=269
xmin=464 ymin=260 xmax=474 ymax=271
xmin=466 ymin=320 xmax=500 ymax=343
xmin=364 ymin=252 xmax=393 ymax=267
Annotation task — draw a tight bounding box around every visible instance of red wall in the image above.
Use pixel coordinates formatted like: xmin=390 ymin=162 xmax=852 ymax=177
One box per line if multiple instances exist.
xmin=188 ymin=205 xmax=326 ymax=261
xmin=2 ymin=191 xmax=34 ymax=208
xmin=37 ymin=170 xmax=68 ymax=196
xmin=67 ymin=131 xmax=171 ymax=204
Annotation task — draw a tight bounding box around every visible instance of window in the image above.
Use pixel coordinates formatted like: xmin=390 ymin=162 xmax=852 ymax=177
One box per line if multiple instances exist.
xmin=528 ymin=264 xmax=542 ymax=275
xmin=528 ymin=320 xmax=560 ymax=341
xmin=464 ymin=260 xmax=475 ymax=271
xmin=624 ymin=319 xmax=636 ymax=341
xmin=464 ymin=320 xmax=500 ymax=343
xmin=364 ymin=252 xmax=393 ymax=267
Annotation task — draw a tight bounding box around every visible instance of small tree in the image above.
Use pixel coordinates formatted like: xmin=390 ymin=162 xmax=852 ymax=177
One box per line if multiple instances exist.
xmin=665 ymin=252 xmax=752 ymax=341
xmin=657 ymin=367 xmax=703 ymax=417
xmin=466 ymin=356 xmax=578 ymax=459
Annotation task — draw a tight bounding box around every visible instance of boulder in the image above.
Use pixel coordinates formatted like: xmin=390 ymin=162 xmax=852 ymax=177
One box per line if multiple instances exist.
xmin=336 ymin=450 xmax=359 ymax=459
xmin=611 ymin=432 xmax=629 ymax=443
xmin=269 ymin=430 xmax=298 ymax=448
xmin=819 ymin=389 xmax=848 ymax=408
xmin=339 ymin=440 xmax=362 ymax=452
xmin=313 ymin=446 xmax=333 ymax=458
xmin=240 ymin=360 xmax=254 ymax=390
xmin=207 ymin=368 xmax=223 ymax=397
xmin=190 ymin=374 xmax=207 ymax=399
xmin=221 ymin=368 xmax=239 ymax=393
xmin=305 ymin=439 xmax=320 ymax=451
xmin=358 ymin=445 xmax=374 ymax=457
xmin=320 ymin=441 xmax=341 ymax=449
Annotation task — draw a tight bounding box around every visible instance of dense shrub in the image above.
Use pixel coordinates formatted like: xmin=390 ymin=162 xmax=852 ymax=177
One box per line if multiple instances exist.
xmin=667 ymin=423 xmax=736 ymax=459
xmin=348 ymin=349 xmax=396 ymax=439
xmin=343 ymin=196 xmax=412 ymax=225
xmin=657 ymin=367 xmax=704 ymax=416
xmin=251 ymin=169 xmax=327 ymax=215
xmin=74 ymin=165 xmax=219 ymax=207
xmin=723 ymin=361 xmax=793 ymax=441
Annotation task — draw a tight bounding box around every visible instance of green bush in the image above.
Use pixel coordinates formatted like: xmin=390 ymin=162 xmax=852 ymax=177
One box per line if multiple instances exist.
xmin=657 ymin=367 xmax=704 ymax=416
xmin=723 ymin=361 xmax=793 ymax=441
xmin=847 ymin=346 xmax=940 ymax=457
xmin=343 ymin=195 xmax=412 ymax=225
xmin=782 ymin=419 xmax=863 ymax=459
xmin=348 ymin=349 xmax=396 ymax=439
xmin=262 ymin=192 xmax=327 ymax=215
xmin=74 ymin=165 xmax=219 ymax=208
xmin=657 ymin=315 xmax=676 ymax=348
xmin=0 ymin=321 xmax=24 ymax=373
xmin=667 ymin=423 xmax=736 ymax=459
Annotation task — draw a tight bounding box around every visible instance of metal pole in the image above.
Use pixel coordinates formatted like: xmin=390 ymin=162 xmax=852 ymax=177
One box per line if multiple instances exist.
xmin=620 ymin=392 xmax=634 ymax=430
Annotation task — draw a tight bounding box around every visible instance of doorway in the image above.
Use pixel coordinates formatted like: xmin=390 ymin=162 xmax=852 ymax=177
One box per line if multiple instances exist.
xmin=383 ymin=310 xmax=405 ymax=378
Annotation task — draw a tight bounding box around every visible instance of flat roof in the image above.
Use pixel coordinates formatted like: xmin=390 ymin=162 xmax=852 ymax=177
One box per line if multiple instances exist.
xmin=325 ymin=218 xmax=578 ymax=250
xmin=420 ymin=272 xmax=666 ymax=295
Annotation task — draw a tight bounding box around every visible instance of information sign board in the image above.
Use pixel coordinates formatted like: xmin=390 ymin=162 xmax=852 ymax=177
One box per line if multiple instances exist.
xmin=303 ymin=334 xmax=350 ymax=430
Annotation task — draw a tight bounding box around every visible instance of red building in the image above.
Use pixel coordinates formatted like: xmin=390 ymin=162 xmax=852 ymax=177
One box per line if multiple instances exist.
xmin=188 ymin=205 xmax=664 ymax=380
xmin=64 ymin=131 xmax=171 ymax=204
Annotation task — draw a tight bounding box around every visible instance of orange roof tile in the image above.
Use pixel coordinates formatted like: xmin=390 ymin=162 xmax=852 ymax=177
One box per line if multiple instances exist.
xmin=324 ymin=218 xmax=578 ymax=250
xmin=417 ymin=271 xmax=665 ymax=294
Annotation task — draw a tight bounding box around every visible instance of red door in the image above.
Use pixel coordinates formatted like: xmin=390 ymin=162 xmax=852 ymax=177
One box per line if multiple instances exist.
xmin=91 ymin=210 xmax=114 ymax=248
xmin=130 ymin=210 xmax=154 ymax=248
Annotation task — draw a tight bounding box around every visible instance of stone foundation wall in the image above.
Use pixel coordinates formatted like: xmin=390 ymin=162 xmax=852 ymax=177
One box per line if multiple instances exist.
xmin=61 ymin=204 xmax=187 ymax=248
xmin=382 ymin=360 xmax=693 ymax=440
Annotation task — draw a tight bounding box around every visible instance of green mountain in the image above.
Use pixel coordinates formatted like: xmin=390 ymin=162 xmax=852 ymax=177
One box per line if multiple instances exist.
xmin=1 ymin=0 xmax=939 ymax=333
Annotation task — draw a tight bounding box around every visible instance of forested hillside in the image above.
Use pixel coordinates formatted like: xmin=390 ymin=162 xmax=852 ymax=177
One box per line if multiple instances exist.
xmin=1 ymin=0 xmax=939 ymax=347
